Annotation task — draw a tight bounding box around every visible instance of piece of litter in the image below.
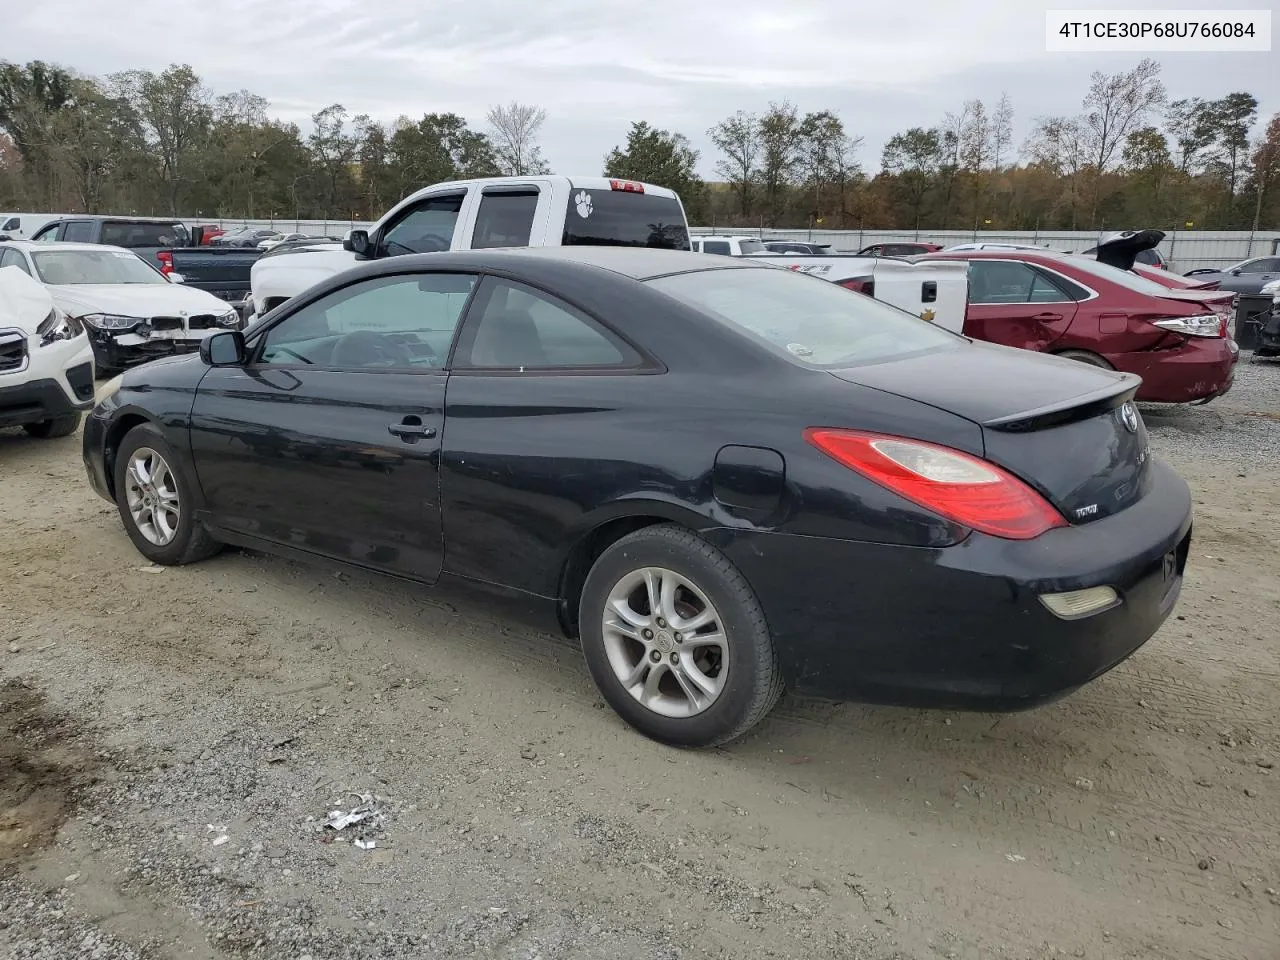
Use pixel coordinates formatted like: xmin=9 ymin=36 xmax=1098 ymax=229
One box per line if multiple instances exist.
xmin=354 ymin=839 xmax=376 ymax=850
xmin=1005 ymin=854 xmax=1026 ymax=863
xmin=138 ymin=565 xmax=165 ymax=574
xmin=212 ymin=835 xmax=230 ymax=847
xmin=64 ymin=873 xmax=80 ymax=884
xmin=325 ymin=810 xmax=372 ymax=831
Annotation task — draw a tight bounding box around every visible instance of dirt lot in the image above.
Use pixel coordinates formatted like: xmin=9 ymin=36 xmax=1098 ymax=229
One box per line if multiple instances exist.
xmin=2 ymin=359 xmax=1279 ymax=960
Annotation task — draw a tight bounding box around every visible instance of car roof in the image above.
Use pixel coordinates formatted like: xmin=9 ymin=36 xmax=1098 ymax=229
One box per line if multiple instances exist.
xmin=0 ymin=240 xmax=138 ymax=255
xmin=346 ymin=246 xmax=763 ymax=283
xmin=696 ymin=234 xmax=762 ymax=242
xmin=39 ymin=215 xmax=185 ymax=224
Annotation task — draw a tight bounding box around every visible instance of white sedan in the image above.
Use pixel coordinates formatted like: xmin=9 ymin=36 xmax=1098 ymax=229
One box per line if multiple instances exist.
xmin=0 ymin=241 xmax=242 ymax=375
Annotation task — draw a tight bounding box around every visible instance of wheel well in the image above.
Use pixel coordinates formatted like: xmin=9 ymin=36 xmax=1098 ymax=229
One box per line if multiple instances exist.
xmin=556 ymin=516 xmax=675 ymax=639
xmin=102 ymin=414 xmax=152 ymax=499
xmin=1052 ymin=348 xmax=1114 ymax=369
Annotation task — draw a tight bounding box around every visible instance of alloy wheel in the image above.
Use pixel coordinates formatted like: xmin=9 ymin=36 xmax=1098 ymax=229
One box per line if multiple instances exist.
xmin=124 ymin=447 xmax=181 ymax=546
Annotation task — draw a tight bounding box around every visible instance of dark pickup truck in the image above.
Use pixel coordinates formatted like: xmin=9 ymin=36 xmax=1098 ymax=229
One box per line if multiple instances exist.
xmin=157 ymin=246 xmax=262 ymax=311
xmin=30 ymin=216 xmax=260 ymax=313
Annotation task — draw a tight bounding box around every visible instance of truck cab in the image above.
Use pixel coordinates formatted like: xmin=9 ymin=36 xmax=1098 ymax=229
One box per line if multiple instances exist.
xmin=250 ymin=177 xmax=690 ymax=318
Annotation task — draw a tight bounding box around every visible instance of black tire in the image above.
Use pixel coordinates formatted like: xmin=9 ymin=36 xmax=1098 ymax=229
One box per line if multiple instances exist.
xmin=23 ymin=413 xmax=81 ymax=439
xmin=578 ymin=524 xmax=783 ymax=747
xmin=112 ymin=422 xmax=221 ymax=566
xmin=1056 ymin=349 xmax=1114 ymax=370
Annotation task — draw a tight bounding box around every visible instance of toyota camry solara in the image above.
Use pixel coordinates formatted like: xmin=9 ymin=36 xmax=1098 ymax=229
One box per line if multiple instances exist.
xmin=83 ymin=247 xmax=1192 ymax=747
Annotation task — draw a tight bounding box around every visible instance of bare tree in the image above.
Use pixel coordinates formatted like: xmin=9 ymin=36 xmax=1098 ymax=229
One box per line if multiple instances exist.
xmin=1024 ymin=116 xmax=1087 ymax=228
xmin=758 ymin=100 xmax=801 ymax=224
xmin=485 ymin=101 xmax=550 ymax=176
xmin=708 ymin=111 xmax=760 ymax=218
xmin=1081 ymin=58 xmax=1165 ymax=221
xmin=991 ymin=93 xmax=1014 ymax=170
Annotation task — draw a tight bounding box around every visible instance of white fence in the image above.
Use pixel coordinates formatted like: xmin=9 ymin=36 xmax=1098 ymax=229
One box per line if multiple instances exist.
xmin=187 ymin=217 xmax=1278 ymax=273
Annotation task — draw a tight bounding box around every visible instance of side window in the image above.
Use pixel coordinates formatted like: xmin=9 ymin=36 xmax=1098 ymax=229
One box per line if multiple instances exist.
xmin=471 ymin=190 xmax=539 ymax=249
xmin=100 ymin=221 xmax=186 ymax=248
xmin=457 ymin=278 xmax=639 ymax=370
xmin=33 ymin=223 xmax=63 ymax=242
xmin=258 ymin=273 xmax=476 ymax=370
xmin=0 ymin=249 xmax=33 ymax=275
xmin=1256 ymin=258 xmax=1280 ymax=272
xmin=62 ymin=221 xmax=94 ymax=242
xmin=968 ymin=261 xmax=1055 ymax=305
xmin=1 ymin=217 xmax=18 ymax=232
xmin=701 ymin=241 xmax=731 ymax=256
xmin=380 ymin=194 xmax=464 ymax=256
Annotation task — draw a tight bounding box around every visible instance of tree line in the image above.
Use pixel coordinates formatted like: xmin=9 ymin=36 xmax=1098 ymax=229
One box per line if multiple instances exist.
xmin=1 ymin=58 xmax=1276 ymax=233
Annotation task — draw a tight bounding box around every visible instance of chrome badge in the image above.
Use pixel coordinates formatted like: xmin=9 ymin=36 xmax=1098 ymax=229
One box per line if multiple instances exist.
xmin=1119 ymin=402 xmax=1139 ymax=434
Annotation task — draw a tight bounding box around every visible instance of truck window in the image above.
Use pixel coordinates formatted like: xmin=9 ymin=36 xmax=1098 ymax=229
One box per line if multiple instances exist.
xmin=562 ymin=189 xmax=690 ymax=250
xmin=381 ymin=194 xmax=465 ymax=255
xmin=472 ymin=190 xmax=539 ymax=249
xmin=737 ymin=240 xmax=766 ymax=255
xmin=100 ymin=221 xmax=188 ymax=248
xmin=62 ymin=221 xmax=94 ymax=242
xmin=1 ymin=217 xmax=18 ymax=232
xmin=701 ymin=241 xmax=731 ymax=256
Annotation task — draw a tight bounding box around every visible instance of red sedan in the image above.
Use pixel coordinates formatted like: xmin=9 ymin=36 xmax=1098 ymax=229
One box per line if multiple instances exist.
xmin=920 ymin=250 xmax=1238 ymax=404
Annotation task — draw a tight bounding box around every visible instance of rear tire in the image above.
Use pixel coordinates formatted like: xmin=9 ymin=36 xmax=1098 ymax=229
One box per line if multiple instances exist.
xmin=1056 ymin=349 xmax=1114 ymax=370
xmin=578 ymin=525 xmax=782 ymax=747
xmin=23 ymin=414 xmax=81 ymax=439
xmin=113 ymin=422 xmax=222 ymax=566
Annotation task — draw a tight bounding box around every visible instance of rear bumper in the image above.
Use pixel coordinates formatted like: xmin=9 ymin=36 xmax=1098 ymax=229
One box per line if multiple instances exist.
xmin=1111 ymin=337 xmax=1236 ymax=403
xmin=710 ymin=457 xmax=1193 ymax=709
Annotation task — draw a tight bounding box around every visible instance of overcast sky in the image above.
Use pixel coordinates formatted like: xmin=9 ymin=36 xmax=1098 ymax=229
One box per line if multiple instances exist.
xmin=3 ymin=0 xmax=1276 ymax=179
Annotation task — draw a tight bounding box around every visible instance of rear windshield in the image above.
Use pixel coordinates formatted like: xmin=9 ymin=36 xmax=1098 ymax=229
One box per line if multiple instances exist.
xmin=648 ymin=266 xmax=960 ymax=368
xmin=100 ymin=221 xmax=189 ymax=248
xmin=562 ymin=189 xmax=690 ymax=250
xmin=1062 ymin=255 xmax=1181 ymax=297
xmin=737 ymin=239 xmax=766 ymax=254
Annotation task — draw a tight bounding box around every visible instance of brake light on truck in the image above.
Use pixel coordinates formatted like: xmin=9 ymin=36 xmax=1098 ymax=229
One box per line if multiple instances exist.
xmin=609 ymin=179 xmax=645 ymax=193
xmin=157 ymin=251 xmax=173 ymax=276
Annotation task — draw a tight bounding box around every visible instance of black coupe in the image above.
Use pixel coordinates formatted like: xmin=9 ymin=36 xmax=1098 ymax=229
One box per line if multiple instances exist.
xmin=83 ymin=248 xmax=1193 ymax=746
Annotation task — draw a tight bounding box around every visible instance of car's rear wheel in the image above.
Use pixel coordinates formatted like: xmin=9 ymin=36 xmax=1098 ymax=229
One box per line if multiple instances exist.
xmin=579 ymin=525 xmax=782 ymax=747
xmin=113 ymin=423 xmax=221 ymax=565
xmin=23 ymin=414 xmax=80 ymax=439
xmin=1056 ymin=349 xmax=1114 ymax=370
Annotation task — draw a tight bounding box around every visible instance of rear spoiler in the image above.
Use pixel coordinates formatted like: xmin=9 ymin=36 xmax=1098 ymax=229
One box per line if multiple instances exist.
xmin=983 ymin=374 xmax=1141 ymax=432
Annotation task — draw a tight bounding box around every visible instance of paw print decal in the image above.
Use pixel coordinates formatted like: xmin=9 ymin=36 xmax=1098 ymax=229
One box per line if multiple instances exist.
xmin=574 ymin=191 xmax=593 ymax=219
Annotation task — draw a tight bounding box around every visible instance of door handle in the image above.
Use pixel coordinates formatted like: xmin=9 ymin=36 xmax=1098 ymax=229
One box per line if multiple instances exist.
xmin=1031 ymin=312 xmax=1063 ymax=321
xmin=388 ymin=416 xmax=437 ymax=441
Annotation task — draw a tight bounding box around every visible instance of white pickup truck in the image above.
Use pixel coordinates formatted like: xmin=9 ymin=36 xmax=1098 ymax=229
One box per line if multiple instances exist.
xmin=249 ymin=176 xmax=691 ymax=319
xmin=250 ymin=176 xmax=969 ymax=331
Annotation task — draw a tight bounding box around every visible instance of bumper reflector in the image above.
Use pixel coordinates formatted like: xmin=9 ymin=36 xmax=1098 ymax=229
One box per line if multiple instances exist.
xmin=1039 ymin=586 xmax=1121 ymax=620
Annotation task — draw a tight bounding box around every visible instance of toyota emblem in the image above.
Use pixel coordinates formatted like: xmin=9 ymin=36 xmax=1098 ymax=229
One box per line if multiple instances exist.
xmin=1119 ymin=402 xmax=1139 ymax=434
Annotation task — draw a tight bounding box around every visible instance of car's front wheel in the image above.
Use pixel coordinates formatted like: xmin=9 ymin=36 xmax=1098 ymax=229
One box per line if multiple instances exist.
xmin=579 ymin=525 xmax=782 ymax=747
xmin=23 ymin=413 xmax=81 ymax=439
xmin=113 ymin=423 xmax=221 ymax=565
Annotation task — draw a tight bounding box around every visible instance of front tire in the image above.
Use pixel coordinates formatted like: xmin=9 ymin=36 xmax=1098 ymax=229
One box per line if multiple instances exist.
xmin=23 ymin=413 xmax=81 ymax=439
xmin=113 ymin=423 xmax=221 ymax=565
xmin=578 ymin=525 xmax=782 ymax=747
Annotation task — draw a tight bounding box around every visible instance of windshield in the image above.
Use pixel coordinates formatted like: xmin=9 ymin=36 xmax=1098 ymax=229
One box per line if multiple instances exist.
xmin=648 ymin=266 xmax=961 ymax=367
xmin=562 ymin=189 xmax=690 ymax=250
xmin=32 ymin=249 xmax=167 ymax=285
xmin=1060 ymin=255 xmax=1182 ymax=297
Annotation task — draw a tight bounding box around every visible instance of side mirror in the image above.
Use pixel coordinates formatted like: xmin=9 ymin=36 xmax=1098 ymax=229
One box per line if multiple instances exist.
xmin=201 ymin=330 xmax=246 ymax=366
xmin=1231 ymin=269 xmax=1243 ymax=276
xmin=343 ymin=229 xmax=372 ymax=257
xmin=168 ymin=272 xmax=186 ymax=284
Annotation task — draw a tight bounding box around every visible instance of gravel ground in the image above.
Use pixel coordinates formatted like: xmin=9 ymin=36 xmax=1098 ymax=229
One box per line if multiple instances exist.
xmin=1 ymin=357 xmax=1278 ymax=960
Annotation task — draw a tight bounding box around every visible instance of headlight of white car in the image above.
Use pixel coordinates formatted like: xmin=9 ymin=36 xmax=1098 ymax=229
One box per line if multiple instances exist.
xmin=215 ymin=308 xmax=241 ymax=328
xmin=36 ymin=307 xmax=84 ymax=346
xmin=81 ymin=313 xmax=144 ymax=332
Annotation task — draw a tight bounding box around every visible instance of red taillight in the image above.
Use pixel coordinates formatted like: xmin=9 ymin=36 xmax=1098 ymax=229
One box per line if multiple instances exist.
xmin=609 ymin=179 xmax=645 ymax=193
xmin=837 ymin=276 xmax=875 ymax=297
xmin=804 ymin=428 xmax=1067 ymax=540
xmin=157 ymin=250 xmax=173 ymax=276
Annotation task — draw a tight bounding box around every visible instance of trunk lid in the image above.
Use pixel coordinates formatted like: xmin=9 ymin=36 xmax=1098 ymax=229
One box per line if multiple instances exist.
xmin=828 ymin=341 xmax=1150 ymax=523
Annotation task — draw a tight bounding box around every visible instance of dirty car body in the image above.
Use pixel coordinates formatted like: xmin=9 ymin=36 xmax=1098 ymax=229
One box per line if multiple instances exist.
xmin=83 ymin=248 xmax=1192 ymax=743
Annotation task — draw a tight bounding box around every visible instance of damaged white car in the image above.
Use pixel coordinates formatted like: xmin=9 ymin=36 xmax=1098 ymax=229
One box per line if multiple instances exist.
xmin=0 ymin=241 xmax=242 ymax=375
xmin=0 ymin=264 xmax=96 ymax=438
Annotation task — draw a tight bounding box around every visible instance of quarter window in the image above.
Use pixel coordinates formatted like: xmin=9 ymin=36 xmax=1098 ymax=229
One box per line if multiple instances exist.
xmin=701 ymin=241 xmax=731 ymax=256
xmin=258 ymin=273 xmax=476 ymax=370
xmin=62 ymin=221 xmax=94 ymax=242
xmin=379 ymin=195 xmax=464 ymax=256
xmin=456 ymin=278 xmax=637 ymax=370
